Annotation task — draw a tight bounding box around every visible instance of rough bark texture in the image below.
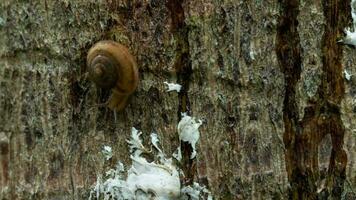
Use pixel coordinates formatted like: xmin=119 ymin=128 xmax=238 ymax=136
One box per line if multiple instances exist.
xmin=276 ymin=0 xmax=351 ymax=199
xmin=0 ymin=0 xmax=355 ymax=199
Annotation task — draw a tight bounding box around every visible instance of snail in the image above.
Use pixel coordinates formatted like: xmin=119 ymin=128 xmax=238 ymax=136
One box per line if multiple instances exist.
xmin=87 ymin=40 xmax=139 ymax=111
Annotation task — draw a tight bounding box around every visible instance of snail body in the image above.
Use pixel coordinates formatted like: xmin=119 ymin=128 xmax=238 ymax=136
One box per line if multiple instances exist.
xmin=87 ymin=41 xmax=139 ymax=110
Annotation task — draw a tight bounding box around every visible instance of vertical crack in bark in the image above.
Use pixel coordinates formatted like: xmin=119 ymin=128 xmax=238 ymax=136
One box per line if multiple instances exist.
xmin=276 ymin=0 xmax=304 ymax=198
xmin=0 ymin=136 xmax=9 ymax=189
xmin=320 ymin=0 xmax=350 ymax=198
xmin=277 ymin=0 xmax=350 ymax=199
xmin=166 ymin=0 xmax=194 ymax=186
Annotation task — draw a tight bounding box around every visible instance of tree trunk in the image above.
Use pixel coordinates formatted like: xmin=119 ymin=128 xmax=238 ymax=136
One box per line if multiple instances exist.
xmin=0 ymin=0 xmax=355 ymax=199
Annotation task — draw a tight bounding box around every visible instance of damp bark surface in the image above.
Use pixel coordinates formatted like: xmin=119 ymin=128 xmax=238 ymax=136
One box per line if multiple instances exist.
xmin=276 ymin=0 xmax=352 ymax=199
xmin=0 ymin=0 xmax=355 ymax=199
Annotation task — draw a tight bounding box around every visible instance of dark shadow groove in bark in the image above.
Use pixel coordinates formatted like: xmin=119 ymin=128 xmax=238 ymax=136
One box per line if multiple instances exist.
xmin=0 ymin=136 xmax=9 ymax=191
xmin=275 ymin=0 xmax=305 ymax=199
xmin=276 ymin=0 xmax=350 ymax=199
xmin=166 ymin=0 xmax=194 ymax=186
xmin=320 ymin=0 xmax=350 ymax=198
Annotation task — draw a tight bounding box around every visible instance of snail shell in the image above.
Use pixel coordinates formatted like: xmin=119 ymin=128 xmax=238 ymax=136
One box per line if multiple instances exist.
xmin=87 ymin=40 xmax=139 ymax=110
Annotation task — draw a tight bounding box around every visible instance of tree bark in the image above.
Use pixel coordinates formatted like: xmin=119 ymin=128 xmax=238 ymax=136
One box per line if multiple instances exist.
xmin=0 ymin=0 xmax=355 ymax=199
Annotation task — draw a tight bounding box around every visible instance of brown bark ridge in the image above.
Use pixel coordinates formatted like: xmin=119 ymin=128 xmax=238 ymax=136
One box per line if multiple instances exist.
xmin=0 ymin=0 xmax=355 ymax=199
xmin=276 ymin=0 xmax=353 ymax=199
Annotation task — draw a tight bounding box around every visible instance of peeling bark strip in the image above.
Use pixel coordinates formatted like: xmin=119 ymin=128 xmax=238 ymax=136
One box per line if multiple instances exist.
xmin=277 ymin=0 xmax=350 ymax=199
xmin=166 ymin=0 xmax=195 ymax=185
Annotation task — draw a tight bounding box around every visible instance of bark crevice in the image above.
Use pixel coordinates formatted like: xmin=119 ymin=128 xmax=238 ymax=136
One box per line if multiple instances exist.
xmin=276 ymin=0 xmax=304 ymax=197
xmin=277 ymin=0 xmax=350 ymax=199
xmin=166 ymin=0 xmax=194 ymax=186
xmin=320 ymin=0 xmax=350 ymax=198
